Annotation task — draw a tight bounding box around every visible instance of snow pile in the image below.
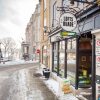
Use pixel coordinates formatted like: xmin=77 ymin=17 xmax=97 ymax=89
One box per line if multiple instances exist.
xmin=44 ymin=79 xmax=60 ymax=97
xmin=44 ymin=79 xmax=79 ymax=100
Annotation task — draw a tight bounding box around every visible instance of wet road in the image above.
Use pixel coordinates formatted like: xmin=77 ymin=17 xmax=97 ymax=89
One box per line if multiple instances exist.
xmin=0 ymin=63 xmax=58 ymax=100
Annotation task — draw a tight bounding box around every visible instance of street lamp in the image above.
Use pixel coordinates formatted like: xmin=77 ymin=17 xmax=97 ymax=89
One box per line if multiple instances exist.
xmin=43 ymin=26 xmax=51 ymax=35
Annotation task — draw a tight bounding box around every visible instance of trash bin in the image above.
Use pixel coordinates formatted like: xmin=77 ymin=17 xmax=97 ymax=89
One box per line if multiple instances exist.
xmin=42 ymin=68 xmax=47 ymax=76
xmin=44 ymin=69 xmax=50 ymax=79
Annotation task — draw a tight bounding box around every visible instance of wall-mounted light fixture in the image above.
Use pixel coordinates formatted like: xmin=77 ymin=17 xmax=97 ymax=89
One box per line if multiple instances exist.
xmin=43 ymin=26 xmax=51 ymax=35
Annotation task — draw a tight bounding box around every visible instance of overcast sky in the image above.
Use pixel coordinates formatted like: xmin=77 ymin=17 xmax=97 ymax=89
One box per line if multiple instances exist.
xmin=0 ymin=0 xmax=39 ymax=47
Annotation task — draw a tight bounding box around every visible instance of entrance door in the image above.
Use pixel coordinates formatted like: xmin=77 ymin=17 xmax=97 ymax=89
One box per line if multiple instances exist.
xmin=78 ymin=33 xmax=92 ymax=88
xmin=76 ymin=32 xmax=93 ymax=100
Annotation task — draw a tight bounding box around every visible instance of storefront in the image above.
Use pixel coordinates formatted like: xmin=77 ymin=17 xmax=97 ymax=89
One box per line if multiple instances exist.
xmin=49 ymin=4 xmax=100 ymax=100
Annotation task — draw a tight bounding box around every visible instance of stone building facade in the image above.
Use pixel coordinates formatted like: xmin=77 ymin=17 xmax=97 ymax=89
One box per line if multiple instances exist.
xmin=39 ymin=0 xmax=50 ymax=67
xmin=25 ymin=4 xmax=40 ymax=60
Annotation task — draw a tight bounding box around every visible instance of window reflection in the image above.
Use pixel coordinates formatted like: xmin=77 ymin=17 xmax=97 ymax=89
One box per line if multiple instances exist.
xmin=67 ymin=39 xmax=76 ymax=50
xmin=67 ymin=38 xmax=76 ymax=86
xmin=53 ymin=43 xmax=58 ymax=72
xmin=59 ymin=41 xmax=65 ymax=77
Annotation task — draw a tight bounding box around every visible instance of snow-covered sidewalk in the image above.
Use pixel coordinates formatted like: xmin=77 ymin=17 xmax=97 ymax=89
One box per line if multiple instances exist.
xmin=36 ymin=64 xmax=79 ymax=100
xmin=43 ymin=78 xmax=79 ymax=100
xmin=0 ymin=59 xmax=38 ymax=67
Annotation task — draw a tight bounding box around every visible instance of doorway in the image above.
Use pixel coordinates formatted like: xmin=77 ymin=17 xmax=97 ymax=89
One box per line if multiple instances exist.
xmin=78 ymin=32 xmax=92 ymax=88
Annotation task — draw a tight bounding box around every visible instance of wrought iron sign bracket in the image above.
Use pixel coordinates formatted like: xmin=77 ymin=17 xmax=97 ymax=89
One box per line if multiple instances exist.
xmin=57 ymin=6 xmax=78 ymax=14
xmin=74 ymin=0 xmax=96 ymax=4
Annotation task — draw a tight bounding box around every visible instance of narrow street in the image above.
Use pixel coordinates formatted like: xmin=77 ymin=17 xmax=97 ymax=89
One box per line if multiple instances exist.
xmin=0 ymin=62 xmax=58 ymax=100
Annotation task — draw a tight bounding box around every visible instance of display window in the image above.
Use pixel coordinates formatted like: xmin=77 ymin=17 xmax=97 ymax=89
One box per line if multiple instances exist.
xmin=52 ymin=33 xmax=93 ymax=90
xmin=66 ymin=38 xmax=76 ymax=86
xmin=59 ymin=41 xmax=65 ymax=77
xmin=53 ymin=43 xmax=58 ymax=72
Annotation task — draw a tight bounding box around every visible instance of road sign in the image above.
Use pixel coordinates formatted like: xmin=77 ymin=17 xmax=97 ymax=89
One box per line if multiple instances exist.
xmin=36 ymin=49 xmax=40 ymax=53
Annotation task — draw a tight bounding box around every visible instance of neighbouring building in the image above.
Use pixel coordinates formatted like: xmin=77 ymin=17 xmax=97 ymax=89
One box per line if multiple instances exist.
xmin=21 ymin=41 xmax=30 ymax=60
xmin=39 ymin=0 xmax=50 ymax=67
xmin=25 ymin=17 xmax=34 ymax=60
xmin=25 ymin=4 xmax=40 ymax=60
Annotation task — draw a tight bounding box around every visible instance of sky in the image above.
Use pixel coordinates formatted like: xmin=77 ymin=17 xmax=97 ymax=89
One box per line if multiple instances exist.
xmin=0 ymin=0 xmax=39 ymax=48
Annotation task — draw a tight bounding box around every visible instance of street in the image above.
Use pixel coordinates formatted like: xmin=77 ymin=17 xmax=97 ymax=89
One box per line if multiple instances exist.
xmin=0 ymin=62 xmax=58 ymax=100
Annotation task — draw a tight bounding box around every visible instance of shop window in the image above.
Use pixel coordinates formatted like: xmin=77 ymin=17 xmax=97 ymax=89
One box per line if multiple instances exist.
xmin=83 ymin=19 xmax=93 ymax=31
xmin=66 ymin=38 xmax=76 ymax=86
xmin=53 ymin=1 xmax=57 ymax=27
xmin=59 ymin=41 xmax=65 ymax=77
xmin=53 ymin=43 xmax=58 ymax=72
xmin=44 ymin=0 xmax=46 ymax=10
xmin=67 ymin=38 xmax=76 ymax=50
xmin=94 ymin=14 xmax=100 ymax=29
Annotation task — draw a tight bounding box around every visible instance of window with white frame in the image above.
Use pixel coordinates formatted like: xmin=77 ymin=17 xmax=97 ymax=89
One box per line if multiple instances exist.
xmin=53 ymin=1 xmax=57 ymax=27
xmin=44 ymin=0 xmax=46 ymax=10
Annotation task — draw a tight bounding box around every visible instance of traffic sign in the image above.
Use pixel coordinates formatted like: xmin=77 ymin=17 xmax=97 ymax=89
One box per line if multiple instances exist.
xmin=36 ymin=49 xmax=40 ymax=53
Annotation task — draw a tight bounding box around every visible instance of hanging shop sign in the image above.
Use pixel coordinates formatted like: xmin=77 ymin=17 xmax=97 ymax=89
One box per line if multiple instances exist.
xmin=60 ymin=31 xmax=76 ymax=37
xmin=60 ymin=13 xmax=77 ymax=31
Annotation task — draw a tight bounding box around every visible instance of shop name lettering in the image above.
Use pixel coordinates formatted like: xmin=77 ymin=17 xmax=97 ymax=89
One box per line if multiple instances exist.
xmin=63 ymin=17 xmax=74 ymax=27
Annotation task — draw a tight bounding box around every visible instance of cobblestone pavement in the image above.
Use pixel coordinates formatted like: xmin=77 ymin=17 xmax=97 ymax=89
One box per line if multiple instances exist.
xmin=0 ymin=63 xmax=58 ymax=100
